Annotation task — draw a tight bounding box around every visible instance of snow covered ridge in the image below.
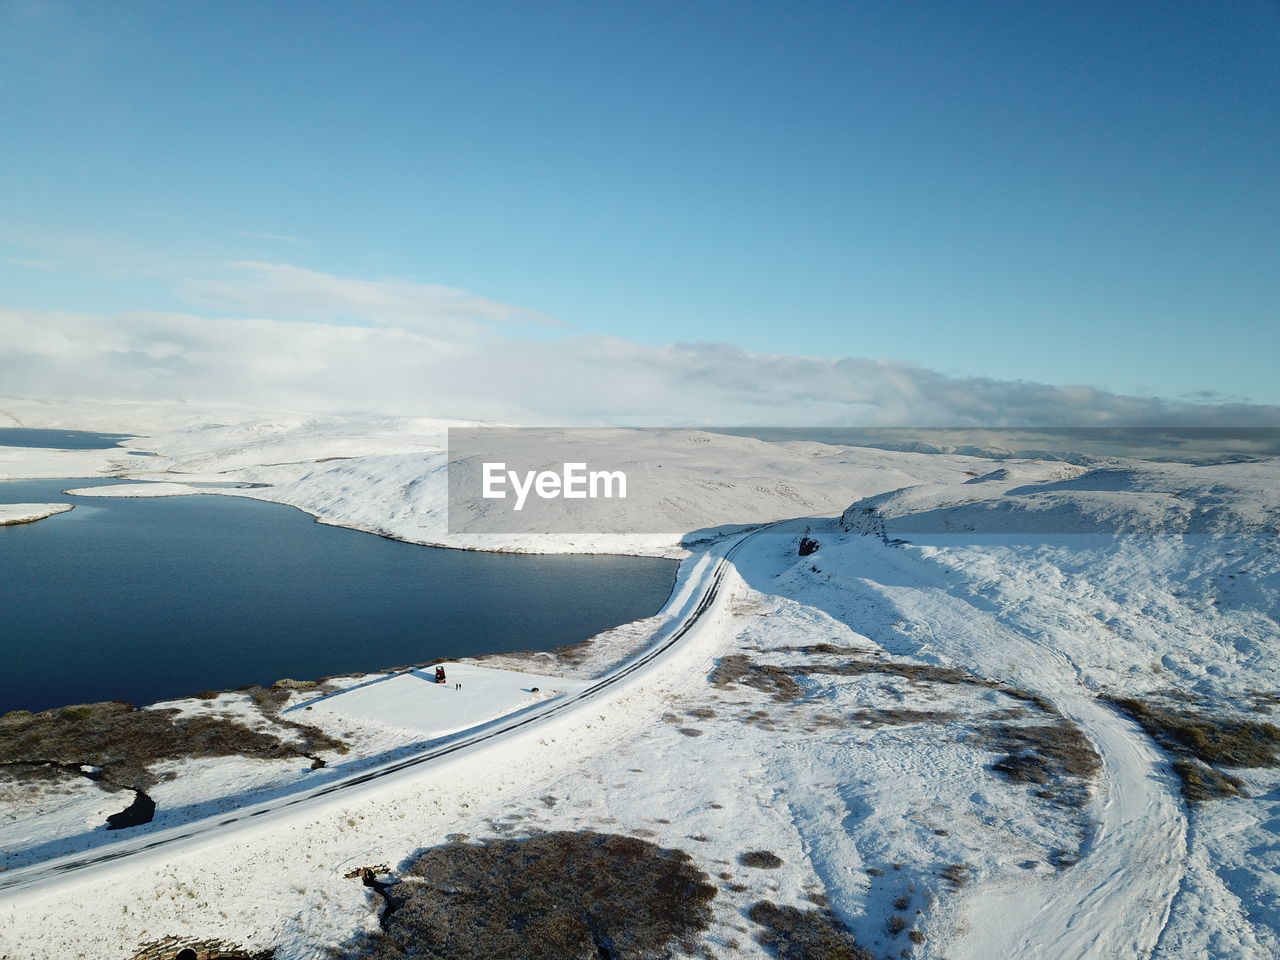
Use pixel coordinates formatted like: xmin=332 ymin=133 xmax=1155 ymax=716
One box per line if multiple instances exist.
xmin=841 ymin=458 xmax=1280 ymax=536
xmin=0 ymin=502 xmax=73 ymax=525
xmin=2 ymin=404 xmax=1004 ymax=556
xmin=12 ymin=398 xmax=1278 ymax=549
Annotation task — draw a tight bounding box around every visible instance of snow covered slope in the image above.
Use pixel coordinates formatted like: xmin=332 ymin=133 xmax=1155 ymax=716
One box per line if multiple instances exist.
xmin=2 ymin=403 xmax=997 ymax=555
xmin=842 ymin=458 xmax=1280 ymax=537
xmin=821 ymin=459 xmax=1280 ymax=957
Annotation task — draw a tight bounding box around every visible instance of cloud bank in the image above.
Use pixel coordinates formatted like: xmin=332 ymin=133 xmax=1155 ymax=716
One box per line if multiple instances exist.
xmin=3 ymin=262 xmax=1277 ymax=427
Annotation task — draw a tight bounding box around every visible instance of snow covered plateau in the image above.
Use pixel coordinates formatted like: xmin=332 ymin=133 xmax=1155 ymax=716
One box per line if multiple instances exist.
xmin=1 ymin=400 xmax=1278 ymax=959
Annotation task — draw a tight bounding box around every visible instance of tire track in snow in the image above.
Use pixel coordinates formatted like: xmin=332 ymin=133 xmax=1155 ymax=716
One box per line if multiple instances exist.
xmin=848 ymin=540 xmax=1187 ymax=959
xmin=953 ymin=692 xmax=1186 ymax=959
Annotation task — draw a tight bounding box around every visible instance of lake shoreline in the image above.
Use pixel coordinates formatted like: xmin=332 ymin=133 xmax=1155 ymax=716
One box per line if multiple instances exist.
xmin=0 ymin=474 xmax=679 ymax=715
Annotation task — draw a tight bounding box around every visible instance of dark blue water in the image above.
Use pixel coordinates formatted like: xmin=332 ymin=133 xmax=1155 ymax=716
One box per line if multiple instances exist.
xmin=0 ymin=479 xmax=676 ymax=713
xmin=0 ymin=428 xmax=135 ymax=449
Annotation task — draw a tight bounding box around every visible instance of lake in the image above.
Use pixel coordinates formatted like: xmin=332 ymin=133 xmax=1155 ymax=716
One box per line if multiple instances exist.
xmin=0 ymin=479 xmax=677 ymax=713
xmin=0 ymin=428 xmax=135 ymax=449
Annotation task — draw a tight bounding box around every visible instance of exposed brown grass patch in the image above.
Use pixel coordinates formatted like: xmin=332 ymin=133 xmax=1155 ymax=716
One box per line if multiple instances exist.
xmin=1111 ymin=697 xmax=1280 ymax=768
xmin=739 ymin=709 xmax=781 ymax=731
xmin=981 ymin=721 xmax=1100 ymax=803
xmin=711 ymin=655 xmax=805 ymax=702
xmin=0 ymin=700 xmax=345 ymax=792
xmin=793 ymin=659 xmax=983 ymax=687
xmin=785 ymin=643 xmax=874 ymax=657
xmin=1109 ymin=696 xmax=1279 ymax=802
xmin=851 ymin=707 xmax=958 ymax=727
xmin=1248 ymin=690 xmax=1280 ymax=713
xmin=242 ymin=684 xmax=292 ymax=713
xmin=999 ymin=687 xmax=1061 ymax=715
xmin=331 ymin=831 xmax=716 ymax=960
xmin=722 ymin=648 xmax=1067 ymax=739
xmin=739 ymin=850 xmax=783 ymax=869
xmin=747 ymin=902 xmax=874 ymax=960
xmin=1171 ymin=759 xmax=1246 ymax=802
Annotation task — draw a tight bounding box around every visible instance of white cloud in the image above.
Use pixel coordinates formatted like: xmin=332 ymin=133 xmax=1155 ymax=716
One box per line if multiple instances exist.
xmin=179 ymin=261 xmax=560 ymax=338
xmin=2 ymin=262 xmax=1277 ymax=427
xmin=3 ymin=257 xmax=57 ymax=272
xmin=232 ymin=230 xmax=308 ymax=245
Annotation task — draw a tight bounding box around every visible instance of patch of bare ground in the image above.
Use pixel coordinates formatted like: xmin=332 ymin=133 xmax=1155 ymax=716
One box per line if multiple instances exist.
xmin=739 ymin=709 xmax=781 ymax=731
xmin=807 ymin=706 xmax=957 ymax=732
xmin=850 ymin=707 xmax=958 ymax=727
xmin=939 ymin=862 xmax=972 ymax=888
xmin=1170 ymin=760 xmax=1247 ymax=802
xmin=1247 ymin=690 xmax=1280 ymax=713
xmin=0 ymin=696 xmax=345 ymax=793
xmin=1108 ymin=695 xmax=1280 ymax=802
xmin=786 ymin=643 xmax=874 ymax=657
xmin=747 ymin=902 xmax=874 ymax=960
xmin=711 ymin=654 xmax=805 ymax=702
xmin=330 ymin=831 xmax=717 ymax=960
xmin=980 ymin=721 xmax=1101 ymax=805
xmin=795 ymin=659 xmax=985 ymax=687
xmin=128 ymin=936 xmax=273 ymax=959
xmin=739 ymin=850 xmax=783 ymax=869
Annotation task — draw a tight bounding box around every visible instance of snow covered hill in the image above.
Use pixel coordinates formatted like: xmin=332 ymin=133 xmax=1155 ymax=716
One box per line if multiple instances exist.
xmin=824 ymin=460 xmax=1280 ymax=956
xmin=2 ymin=402 xmax=997 ymax=556
xmin=841 ymin=457 xmax=1280 ymax=537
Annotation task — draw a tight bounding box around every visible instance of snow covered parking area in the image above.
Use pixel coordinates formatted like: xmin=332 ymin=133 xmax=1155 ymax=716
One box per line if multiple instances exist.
xmin=295 ymin=663 xmax=587 ymax=740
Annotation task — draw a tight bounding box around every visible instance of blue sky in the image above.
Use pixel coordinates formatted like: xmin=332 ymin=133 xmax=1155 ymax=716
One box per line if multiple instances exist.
xmin=2 ymin=0 xmax=1277 ymax=422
